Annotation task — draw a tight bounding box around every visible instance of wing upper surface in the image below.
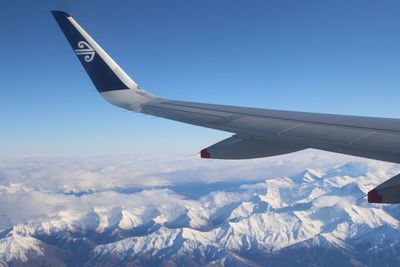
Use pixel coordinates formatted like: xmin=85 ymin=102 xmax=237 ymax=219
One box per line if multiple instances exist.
xmin=52 ymin=10 xmax=400 ymax=163
xmin=141 ymin=99 xmax=400 ymax=162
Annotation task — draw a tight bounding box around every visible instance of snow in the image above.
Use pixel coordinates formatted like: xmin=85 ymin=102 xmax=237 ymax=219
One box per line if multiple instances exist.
xmin=0 ymin=160 xmax=400 ymax=265
xmin=0 ymin=234 xmax=43 ymax=263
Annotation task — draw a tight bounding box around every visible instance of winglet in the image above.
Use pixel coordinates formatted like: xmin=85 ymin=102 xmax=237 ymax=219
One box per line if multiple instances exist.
xmin=52 ymin=10 xmax=155 ymax=111
xmin=51 ymin=10 xmax=138 ymax=92
xmin=51 ymin=10 xmax=70 ymax=17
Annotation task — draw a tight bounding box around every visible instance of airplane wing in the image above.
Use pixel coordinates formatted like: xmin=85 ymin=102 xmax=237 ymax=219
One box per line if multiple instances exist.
xmin=52 ymin=11 xmax=400 ymax=203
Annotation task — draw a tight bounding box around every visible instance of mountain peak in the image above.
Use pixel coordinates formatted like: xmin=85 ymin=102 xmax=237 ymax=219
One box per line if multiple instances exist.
xmin=292 ymin=168 xmax=324 ymax=184
xmin=0 ymin=162 xmax=399 ymax=266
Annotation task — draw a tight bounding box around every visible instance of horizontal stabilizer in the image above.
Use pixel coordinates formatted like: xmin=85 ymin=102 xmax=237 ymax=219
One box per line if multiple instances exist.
xmin=200 ymin=135 xmax=307 ymax=159
xmin=368 ymin=173 xmax=400 ymax=203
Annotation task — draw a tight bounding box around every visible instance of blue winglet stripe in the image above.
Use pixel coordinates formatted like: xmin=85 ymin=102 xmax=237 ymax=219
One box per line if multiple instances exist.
xmin=51 ymin=11 xmax=129 ymax=92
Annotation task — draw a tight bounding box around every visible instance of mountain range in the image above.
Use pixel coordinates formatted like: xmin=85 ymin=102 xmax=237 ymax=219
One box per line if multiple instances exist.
xmin=0 ymin=160 xmax=399 ymax=266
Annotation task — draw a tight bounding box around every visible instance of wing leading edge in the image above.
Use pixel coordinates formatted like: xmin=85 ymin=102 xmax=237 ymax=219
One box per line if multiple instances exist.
xmin=52 ymin=11 xmax=400 ymax=202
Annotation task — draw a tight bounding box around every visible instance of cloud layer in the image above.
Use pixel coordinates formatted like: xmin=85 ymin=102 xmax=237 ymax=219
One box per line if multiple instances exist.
xmin=0 ymin=150 xmax=397 ymax=228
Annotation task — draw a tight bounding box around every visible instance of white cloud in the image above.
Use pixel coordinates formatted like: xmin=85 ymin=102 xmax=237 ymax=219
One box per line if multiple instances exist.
xmin=0 ymin=149 xmax=385 ymax=192
xmin=0 ymin=150 xmax=396 ymax=228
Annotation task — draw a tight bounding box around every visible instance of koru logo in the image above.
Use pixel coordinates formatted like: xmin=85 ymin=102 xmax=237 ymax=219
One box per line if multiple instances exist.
xmin=75 ymin=41 xmax=95 ymax=62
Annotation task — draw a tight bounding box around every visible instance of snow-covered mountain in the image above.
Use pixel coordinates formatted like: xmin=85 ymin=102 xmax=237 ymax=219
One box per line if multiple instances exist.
xmin=0 ymin=157 xmax=399 ymax=266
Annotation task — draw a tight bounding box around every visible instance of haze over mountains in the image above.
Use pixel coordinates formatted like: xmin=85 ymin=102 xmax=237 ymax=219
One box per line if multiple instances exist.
xmin=0 ymin=151 xmax=399 ymax=266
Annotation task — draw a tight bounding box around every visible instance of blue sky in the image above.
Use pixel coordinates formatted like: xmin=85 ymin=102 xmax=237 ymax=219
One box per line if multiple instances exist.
xmin=1 ymin=0 xmax=400 ymax=156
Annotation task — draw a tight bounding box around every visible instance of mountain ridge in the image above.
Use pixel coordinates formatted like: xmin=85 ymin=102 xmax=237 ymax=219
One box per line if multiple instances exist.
xmin=0 ymin=162 xmax=399 ymax=266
